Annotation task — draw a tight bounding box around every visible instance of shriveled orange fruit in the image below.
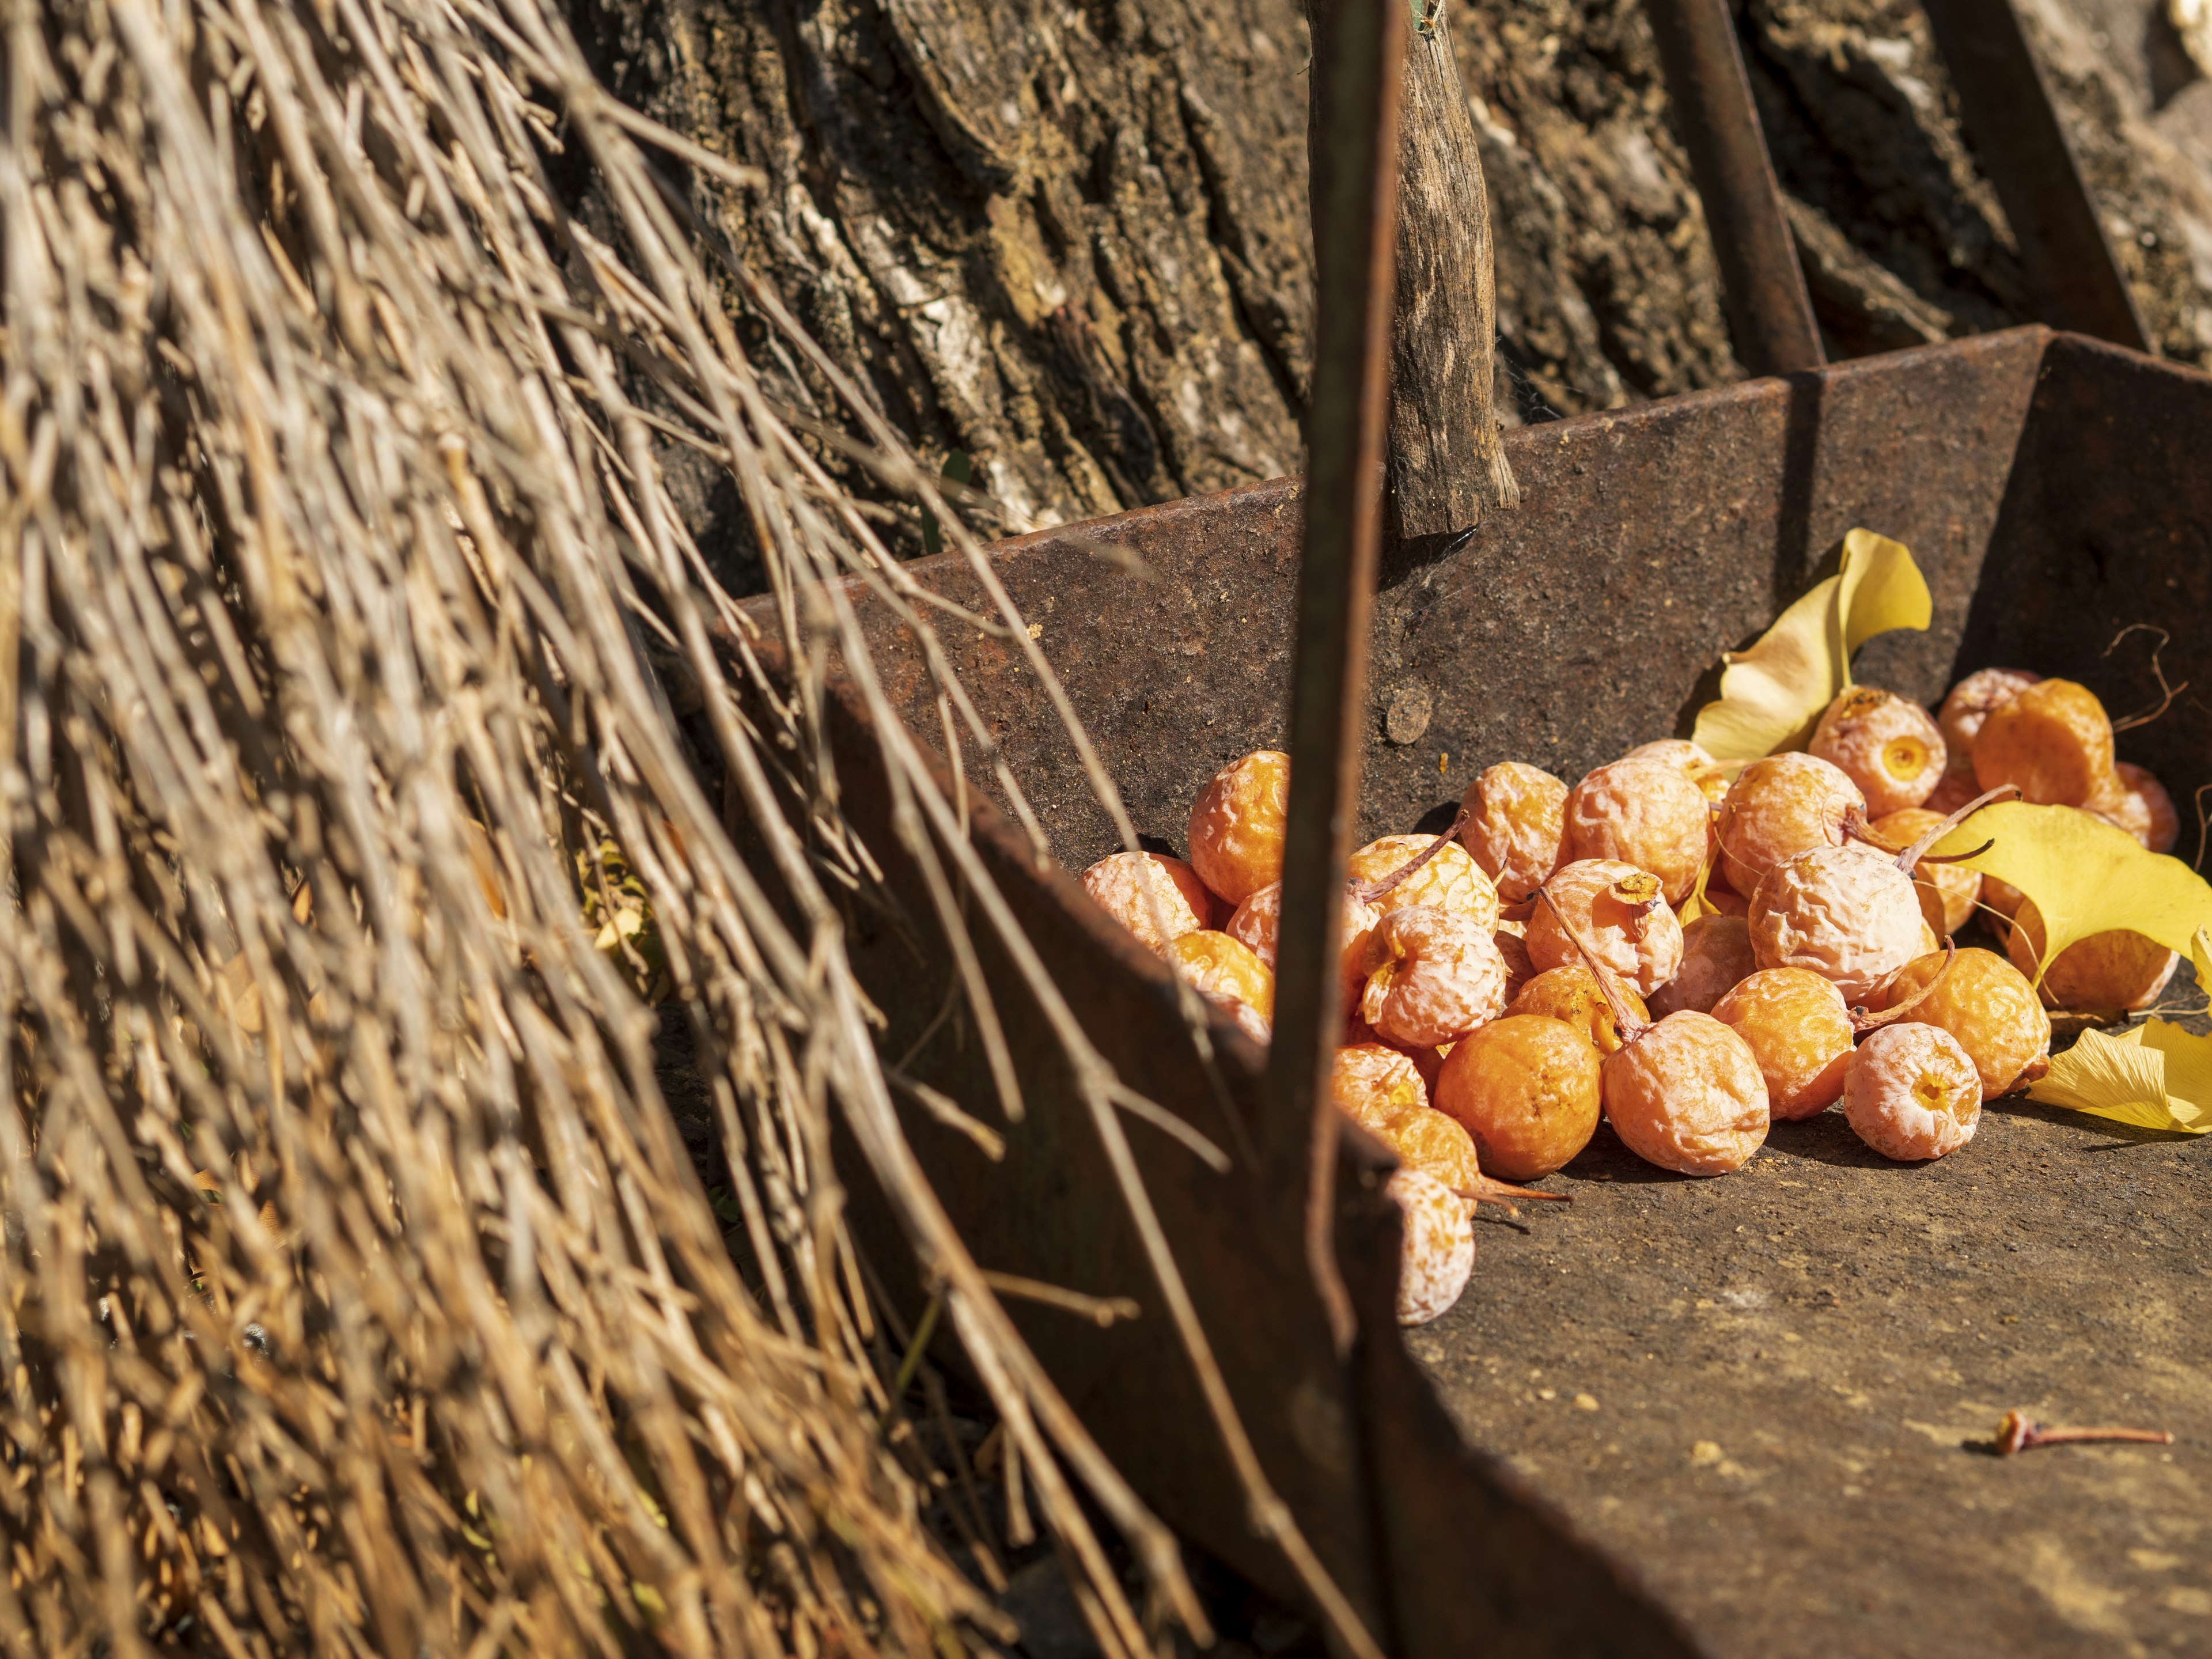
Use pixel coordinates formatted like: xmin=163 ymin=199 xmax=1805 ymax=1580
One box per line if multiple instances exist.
xmin=1625 ymin=738 xmax=1729 ymax=804
xmin=1187 ymin=751 xmax=1291 ymax=906
xmin=1330 ymin=1043 xmax=1482 ymax=1197
xmin=1709 ymin=967 xmax=1853 ymax=1120
xmin=1349 ymin=835 xmax=1499 ymax=932
xmin=1165 ymin=930 xmax=1275 ymax=1039
xmin=1228 ymin=880 xmax=1381 ymax=997
xmin=1388 ymin=1168 xmax=1474 ymax=1326
xmin=1649 ymin=914 xmax=1756 ymax=1016
xmin=1602 ymin=1013 xmax=1768 ymax=1176
xmin=1461 ymin=762 xmax=1568 ymax=901
xmin=1972 ymin=679 xmax=2113 ymax=808
xmin=1879 ymin=948 xmax=2050 ymax=1100
xmin=1748 ymin=843 xmax=1927 ymax=1005
xmin=2086 ymin=761 xmax=2180 ymax=854
xmin=1525 ymin=859 xmax=1684 ymax=997
xmin=1843 ymin=1023 xmax=1980 ymax=1161
xmin=1434 ymin=1015 xmax=1602 ymax=1180
xmin=1715 ymin=752 xmax=1865 ymax=899
xmin=1809 ymin=687 xmax=1946 ymax=816
xmin=2005 ymin=899 xmax=2177 ymax=1013
xmin=1506 ymin=964 xmax=1650 ymax=1056
xmin=1359 ymin=906 xmax=1510 ymax=1048
xmin=1081 ymin=851 xmax=1217 ymax=951
xmin=1563 ymin=756 xmax=1713 ymax=905
xmin=1866 ymin=807 xmax=1980 ymax=937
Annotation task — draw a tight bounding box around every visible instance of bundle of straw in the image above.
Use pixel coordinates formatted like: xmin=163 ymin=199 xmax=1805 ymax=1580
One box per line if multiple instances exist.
xmin=0 ymin=0 xmax=1312 ymax=1646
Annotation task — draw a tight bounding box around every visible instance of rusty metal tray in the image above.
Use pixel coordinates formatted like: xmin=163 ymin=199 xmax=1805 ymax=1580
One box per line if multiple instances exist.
xmin=726 ymin=325 xmax=2211 ymax=1657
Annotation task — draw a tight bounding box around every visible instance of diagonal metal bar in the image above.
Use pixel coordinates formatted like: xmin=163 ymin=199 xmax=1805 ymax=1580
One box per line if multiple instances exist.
xmin=1919 ymin=0 xmax=2152 ymax=352
xmin=1643 ymin=0 xmax=1824 ymax=377
xmin=1268 ymin=0 xmax=1409 ymax=1356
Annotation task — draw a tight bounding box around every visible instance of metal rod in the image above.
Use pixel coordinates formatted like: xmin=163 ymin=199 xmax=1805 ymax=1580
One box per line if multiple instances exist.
xmin=1919 ymin=0 xmax=2152 ymax=352
xmin=1642 ymin=0 xmax=1824 ymax=377
xmin=1269 ymin=0 xmax=1408 ymax=1356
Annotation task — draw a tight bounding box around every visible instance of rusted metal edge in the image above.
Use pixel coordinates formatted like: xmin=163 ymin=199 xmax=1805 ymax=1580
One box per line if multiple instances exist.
xmin=1269 ymin=0 xmax=1408 ymax=1357
xmin=1919 ymin=0 xmax=2152 ymax=352
xmin=1642 ymin=0 xmax=1824 ymax=377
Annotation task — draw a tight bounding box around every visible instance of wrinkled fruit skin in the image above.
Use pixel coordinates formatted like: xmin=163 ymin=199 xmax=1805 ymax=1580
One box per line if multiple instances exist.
xmin=1843 ymin=1022 xmax=1981 ymax=1161
xmin=1349 ymin=835 xmax=1501 ymax=933
xmin=1716 ymin=752 xmax=1866 ymax=899
xmin=1506 ymin=965 xmax=1650 ymax=1056
xmin=1331 ymin=1044 xmax=1483 ymax=1195
xmin=2006 ymin=900 xmax=2178 ymax=1013
xmin=1809 ymin=687 xmax=1947 ymax=817
xmin=1869 ymin=807 xmax=1980 ymax=937
xmin=1650 ymin=915 xmax=1757 ymax=1017
xmin=1972 ymin=679 xmax=2114 ymax=808
xmin=1187 ymin=751 xmax=1291 ymax=906
xmin=1166 ymin=931 xmax=1275 ymax=1037
xmin=1361 ymin=906 xmax=1510 ymax=1049
xmin=2088 ymin=762 xmax=2180 ymax=854
xmin=1602 ymin=1013 xmax=1770 ymax=1176
xmin=1749 ymin=843 xmax=1927 ymax=1005
xmin=1880 ymin=948 xmax=2050 ymax=1100
xmin=1081 ymin=851 xmax=1215 ymax=952
xmin=1709 ymin=967 xmax=1854 ymax=1120
xmin=1435 ymin=1015 xmax=1602 ymax=1180
xmin=1229 ymin=881 xmax=1381 ymax=998
xmin=1564 ymin=757 xmax=1713 ymax=905
xmin=1626 ymin=739 xmax=1729 ymax=804
xmin=1526 ymin=859 xmax=1685 ymax=996
xmin=1462 ymin=762 xmax=1568 ymax=901
xmin=1388 ymin=1168 xmax=1475 ymax=1326
xmin=1929 ymin=668 xmax=2038 ymax=812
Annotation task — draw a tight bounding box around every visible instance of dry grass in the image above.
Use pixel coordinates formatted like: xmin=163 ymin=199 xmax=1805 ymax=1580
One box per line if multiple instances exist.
xmin=0 ymin=0 xmax=1274 ymax=1646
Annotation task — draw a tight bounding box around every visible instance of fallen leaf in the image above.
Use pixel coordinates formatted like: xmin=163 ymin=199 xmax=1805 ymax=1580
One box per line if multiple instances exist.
xmin=1931 ymin=804 xmax=2212 ymax=984
xmin=2025 ymin=1022 xmax=2211 ymax=1134
xmin=1675 ymin=843 xmax=1721 ymax=925
xmin=1692 ymin=529 xmax=1932 ymax=767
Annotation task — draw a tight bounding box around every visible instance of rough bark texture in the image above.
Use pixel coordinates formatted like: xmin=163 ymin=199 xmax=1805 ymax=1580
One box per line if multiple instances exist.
xmin=567 ymin=0 xmax=2212 ymax=589
xmin=1388 ymin=17 xmax=1520 ymax=537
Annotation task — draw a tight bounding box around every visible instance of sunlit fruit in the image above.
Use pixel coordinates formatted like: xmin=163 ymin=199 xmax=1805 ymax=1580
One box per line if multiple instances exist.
xmin=1748 ymin=843 xmax=1927 ymax=1005
xmin=1709 ymin=967 xmax=1853 ymax=1120
xmin=1461 ymin=762 xmax=1568 ymax=901
xmin=1525 ymin=860 xmax=1684 ymax=996
xmin=1434 ymin=1014 xmax=1603 ymax=1180
xmin=1506 ymin=965 xmax=1650 ymax=1056
xmin=1228 ymin=880 xmax=1382 ymax=997
xmin=1809 ymin=687 xmax=1946 ymax=816
xmin=1715 ymin=752 xmax=1865 ymax=898
xmin=1081 ymin=850 xmax=1217 ymax=951
xmin=2086 ymin=761 xmax=2180 ymax=854
xmin=1625 ymin=738 xmax=1729 ymax=804
xmin=1878 ymin=948 xmax=2050 ymax=1100
xmin=1388 ymin=1168 xmax=1475 ymax=1325
xmin=1349 ymin=835 xmax=1501 ymax=933
xmin=1866 ymin=807 xmax=1980 ymax=937
xmin=1649 ymin=914 xmax=1756 ymax=1017
xmin=1563 ymin=756 xmax=1713 ymax=904
xmin=1330 ymin=1044 xmax=1483 ymax=1195
xmin=1843 ymin=1022 xmax=1981 ymax=1161
xmin=1187 ymin=750 xmax=1291 ymax=906
xmin=1972 ymin=679 xmax=2114 ymax=808
xmin=2005 ymin=899 xmax=2177 ymax=1013
xmin=1359 ymin=906 xmax=1511 ymax=1048
xmin=1602 ymin=1012 xmax=1770 ymax=1176
xmin=1165 ymin=930 xmax=1275 ymax=1039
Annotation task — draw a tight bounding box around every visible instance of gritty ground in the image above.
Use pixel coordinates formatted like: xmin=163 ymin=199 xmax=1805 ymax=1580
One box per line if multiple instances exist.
xmin=1407 ymin=1090 xmax=2212 ymax=1657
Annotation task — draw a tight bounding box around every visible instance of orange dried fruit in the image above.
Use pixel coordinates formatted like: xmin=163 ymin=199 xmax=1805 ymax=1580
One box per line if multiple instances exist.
xmin=1843 ymin=1022 xmax=1981 ymax=1161
xmin=1626 ymin=738 xmax=1730 ymax=804
xmin=1330 ymin=1043 xmax=1483 ymax=1197
xmin=1602 ymin=1012 xmax=1770 ymax=1176
xmin=1972 ymin=679 xmax=2114 ymax=808
xmin=1434 ymin=1014 xmax=1603 ymax=1180
xmin=1809 ymin=687 xmax=1946 ymax=816
xmin=2005 ymin=899 xmax=2177 ymax=1013
xmin=1878 ymin=948 xmax=2050 ymax=1100
xmin=1980 ymin=874 xmax=2027 ymax=922
xmin=1359 ymin=906 xmax=1510 ymax=1049
xmin=1187 ymin=750 xmax=1291 ymax=906
xmin=1714 ymin=752 xmax=1866 ymax=898
xmin=1506 ymin=964 xmax=1650 ymax=1056
xmin=1165 ymin=930 xmax=1275 ymax=1040
xmin=1866 ymin=807 xmax=1980 ymax=937
xmin=1387 ymin=1168 xmax=1474 ymax=1325
xmin=1928 ymin=668 xmax=2039 ymax=812
xmin=1525 ymin=860 xmax=1684 ymax=996
xmin=1081 ymin=850 xmax=1217 ymax=951
xmin=1709 ymin=967 xmax=1854 ymax=1120
xmin=2086 ymin=761 xmax=2180 ymax=854
xmin=1748 ymin=843 xmax=1927 ymax=1005
xmin=1461 ymin=762 xmax=1568 ymax=901
xmin=1649 ymin=914 xmax=1757 ymax=1017
xmin=1563 ymin=756 xmax=1713 ymax=905
xmin=1228 ymin=880 xmax=1382 ymax=995
xmin=1349 ymin=835 xmax=1500 ymax=932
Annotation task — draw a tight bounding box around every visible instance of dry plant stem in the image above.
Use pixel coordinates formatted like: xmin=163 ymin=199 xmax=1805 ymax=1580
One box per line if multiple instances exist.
xmin=1896 ymin=786 xmax=2022 ymax=870
xmin=1454 ymin=1179 xmax=1574 ymax=1215
xmin=1851 ymin=941 xmax=1958 ymax=1031
xmin=1994 ymin=1411 xmax=2175 ymax=1454
xmin=1354 ymin=808 xmax=1472 ymax=905
xmin=1536 ymin=887 xmax=1652 ymax=1042
xmin=2104 ymin=624 xmax=2190 ymax=732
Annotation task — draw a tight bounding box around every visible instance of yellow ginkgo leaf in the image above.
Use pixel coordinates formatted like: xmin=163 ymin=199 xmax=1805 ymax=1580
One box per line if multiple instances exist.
xmin=1692 ymin=529 xmax=1933 ymax=767
xmin=1931 ymin=803 xmax=2212 ymax=986
xmin=2192 ymin=924 xmax=2212 ymax=990
xmin=2026 ymin=1021 xmax=2212 ymax=1134
xmin=1675 ymin=846 xmax=1721 ymax=925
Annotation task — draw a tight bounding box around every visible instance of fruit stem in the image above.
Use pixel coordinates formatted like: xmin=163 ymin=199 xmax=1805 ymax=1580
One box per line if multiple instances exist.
xmin=1895 ymin=785 xmax=2021 ymax=874
xmin=1994 ymin=1409 xmax=2173 ymax=1455
xmin=1850 ymin=939 xmax=1956 ymax=1032
xmin=1354 ymin=808 xmax=1470 ymax=906
xmin=1535 ymin=885 xmax=1651 ymax=1044
xmin=1454 ymin=1176 xmax=1573 ymax=1216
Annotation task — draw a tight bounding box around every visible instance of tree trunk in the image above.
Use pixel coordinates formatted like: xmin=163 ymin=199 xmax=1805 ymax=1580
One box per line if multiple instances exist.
xmin=569 ymin=0 xmax=1321 ymax=583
